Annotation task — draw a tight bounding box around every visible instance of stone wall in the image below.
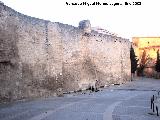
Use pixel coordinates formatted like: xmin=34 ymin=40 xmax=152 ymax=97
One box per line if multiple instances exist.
xmin=0 ymin=3 xmax=131 ymax=103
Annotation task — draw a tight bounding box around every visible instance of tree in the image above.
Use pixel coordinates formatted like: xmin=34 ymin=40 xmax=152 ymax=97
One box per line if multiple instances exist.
xmin=140 ymin=50 xmax=147 ymax=66
xmin=137 ymin=50 xmax=149 ymax=76
xmin=130 ymin=45 xmax=138 ymax=73
xmin=155 ymin=50 xmax=160 ymax=72
xmin=130 ymin=45 xmax=138 ymax=80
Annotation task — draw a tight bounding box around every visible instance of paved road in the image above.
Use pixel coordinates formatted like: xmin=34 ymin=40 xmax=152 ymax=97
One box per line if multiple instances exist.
xmin=0 ymin=77 xmax=160 ymax=120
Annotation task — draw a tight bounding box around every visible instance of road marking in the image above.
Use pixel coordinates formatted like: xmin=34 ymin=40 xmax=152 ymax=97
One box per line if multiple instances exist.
xmin=29 ymin=98 xmax=93 ymax=120
xmin=103 ymin=101 xmax=121 ymax=120
xmin=103 ymin=92 xmax=149 ymax=120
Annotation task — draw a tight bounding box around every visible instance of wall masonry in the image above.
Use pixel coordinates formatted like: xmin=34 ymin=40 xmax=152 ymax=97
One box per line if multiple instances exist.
xmin=0 ymin=3 xmax=131 ymax=102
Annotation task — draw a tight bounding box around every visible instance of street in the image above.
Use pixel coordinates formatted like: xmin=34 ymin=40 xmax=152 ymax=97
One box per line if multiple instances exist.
xmin=0 ymin=77 xmax=160 ymax=120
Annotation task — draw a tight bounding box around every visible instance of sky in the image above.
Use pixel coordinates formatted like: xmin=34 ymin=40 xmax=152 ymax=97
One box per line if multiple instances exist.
xmin=1 ymin=0 xmax=160 ymax=40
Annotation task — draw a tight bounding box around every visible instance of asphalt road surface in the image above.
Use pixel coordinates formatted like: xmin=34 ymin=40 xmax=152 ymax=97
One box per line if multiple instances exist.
xmin=0 ymin=77 xmax=160 ymax=120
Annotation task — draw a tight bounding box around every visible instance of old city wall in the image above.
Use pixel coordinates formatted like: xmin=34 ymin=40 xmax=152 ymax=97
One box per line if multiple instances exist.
xmin=0 ymin=3 xmax=63 ymax=102
xmin=0 ymin=3 xmax=131 ymax=102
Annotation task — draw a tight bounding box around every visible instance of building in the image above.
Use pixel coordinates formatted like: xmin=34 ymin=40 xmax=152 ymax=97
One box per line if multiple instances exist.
xmin=132 ymin=37 xmax=160 ymax=77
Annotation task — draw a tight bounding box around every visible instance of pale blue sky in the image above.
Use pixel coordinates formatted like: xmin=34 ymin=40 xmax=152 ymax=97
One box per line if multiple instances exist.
xmin=1 ymin=0 xmax=160 ymax=40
